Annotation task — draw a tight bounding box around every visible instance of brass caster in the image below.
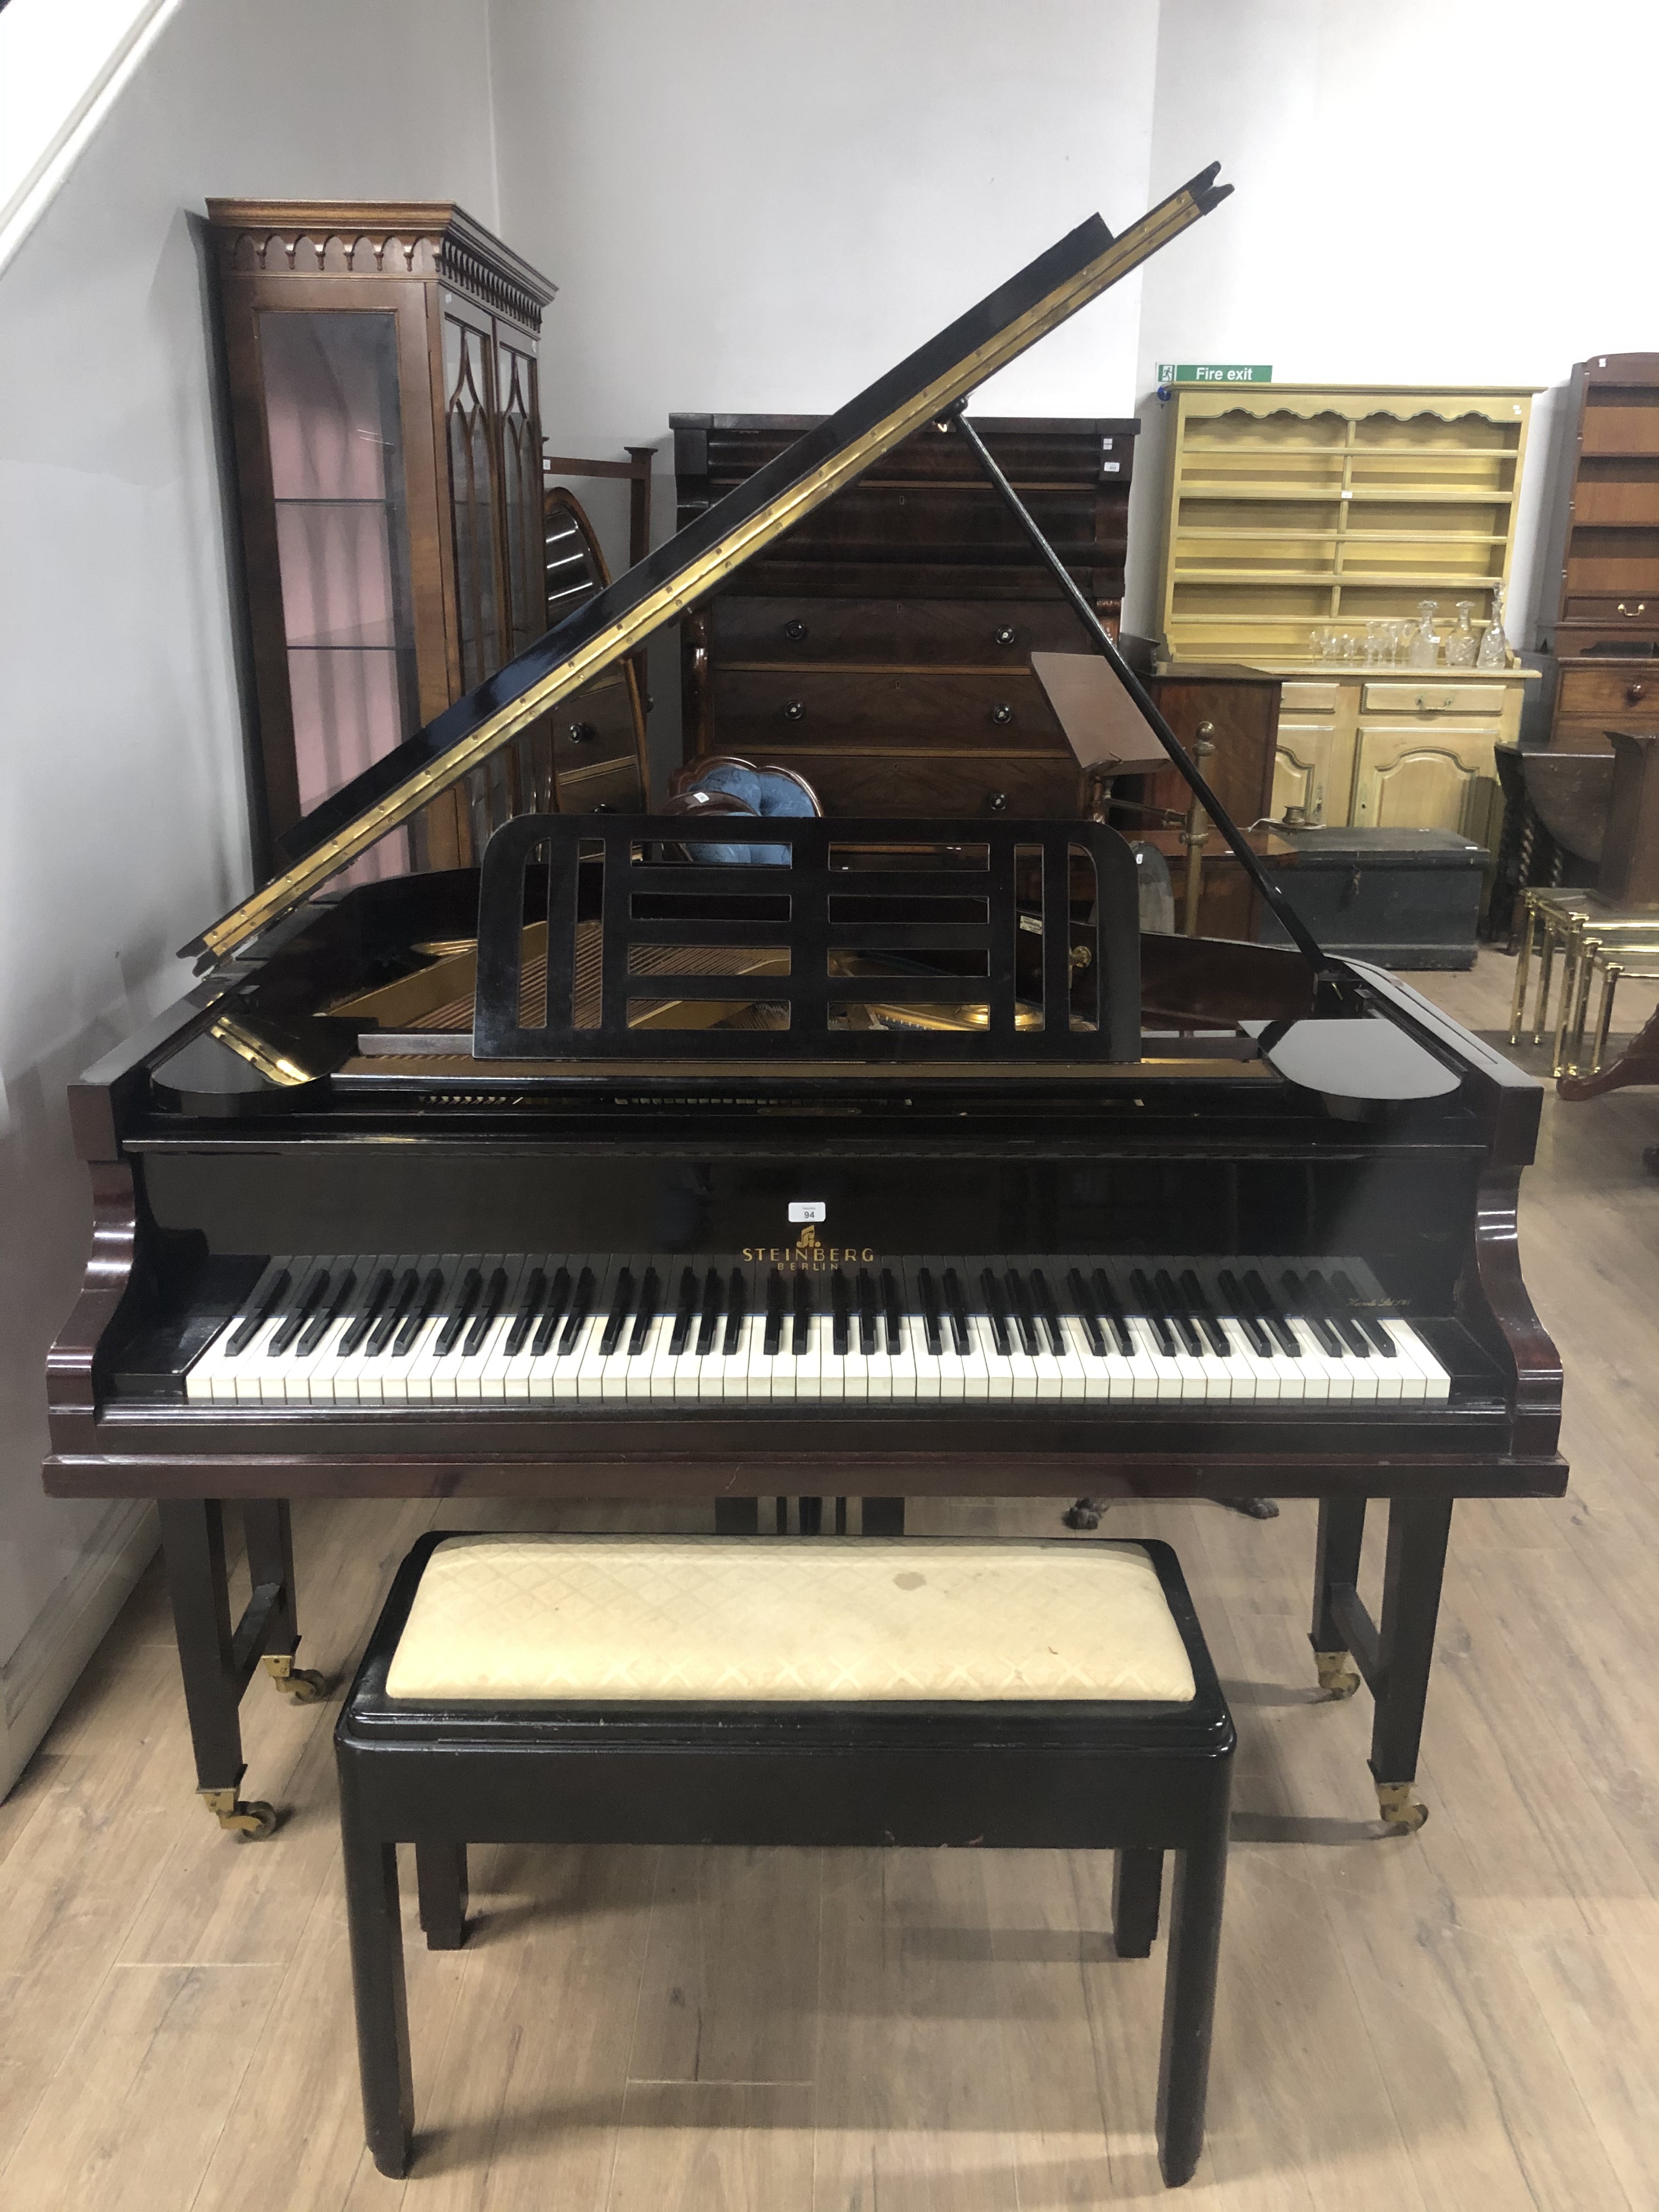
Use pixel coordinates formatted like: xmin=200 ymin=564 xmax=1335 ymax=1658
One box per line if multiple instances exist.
xmin=201 ymin=1788 xmax=280 ymax=1840
xmin=262 ymin=1653 xmax=329 ymax=1703
xmin=1376 ymin=1781 xmax=1429 ymax=1833
xmin=1314 ymin=1650 xmax=1361 ymax=1700
xmin=1063 ymin=1498 xmax=1103 ymax=1531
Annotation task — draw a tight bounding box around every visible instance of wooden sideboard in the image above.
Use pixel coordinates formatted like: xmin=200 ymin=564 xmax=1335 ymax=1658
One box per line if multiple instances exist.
xmin=1152 ymin=382 xmax=1538 ymax=848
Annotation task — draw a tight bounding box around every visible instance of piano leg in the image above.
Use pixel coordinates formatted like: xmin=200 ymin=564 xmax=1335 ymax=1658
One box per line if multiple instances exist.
xmin=1368 ymin=1498 xmax=1452 ymax=1835
xmin=1309 ymin=1494 xmax=1449 ymax=1831
xmin=157 ymin=1497 xmax=304 ymax=1838
xmin=245 ymin=1500 xmax=328 ymax=1705
xmin=714 ymin=1499 xmax=760 ymax=1534
xmin=1310 ymin=1498 xmax=1365 ymax=1699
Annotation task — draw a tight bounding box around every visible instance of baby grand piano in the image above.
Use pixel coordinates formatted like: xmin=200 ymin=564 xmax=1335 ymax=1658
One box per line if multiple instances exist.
xmin=44 ymin=169 xmax=1563 ymax=1840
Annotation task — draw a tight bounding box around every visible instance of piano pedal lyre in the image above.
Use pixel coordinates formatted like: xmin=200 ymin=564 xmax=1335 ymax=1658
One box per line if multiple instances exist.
xmin=200 ymin=1787 xmax=279 ymax=1841
xmin=1375 ymin=1781 xmax=1429 ymax=1833
xmin=260 ymin=1651 xmax=329 ymax=1702
xmin=1313 ymin=1650 xmax=1362 ymax=1700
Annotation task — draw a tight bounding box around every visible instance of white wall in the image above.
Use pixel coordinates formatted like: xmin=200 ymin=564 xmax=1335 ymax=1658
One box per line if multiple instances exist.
xmin=488 ymin=0 xmax=1163 ymax=761
xmin=0 ymin=0 xmax=499 ymax=1795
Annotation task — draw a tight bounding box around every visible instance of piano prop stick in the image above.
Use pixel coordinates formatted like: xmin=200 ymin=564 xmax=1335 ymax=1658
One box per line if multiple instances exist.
xmin=45 ymin=167 xmax=1564 ymax=1849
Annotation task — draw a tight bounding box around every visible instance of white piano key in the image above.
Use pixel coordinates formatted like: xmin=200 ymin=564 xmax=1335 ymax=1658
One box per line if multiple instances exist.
xmin=1390 ymin=1319 xmax=1450 ymax=1401
xmin=184 ymin=1255 xmax=290 ymax=1404
xmin=249 ymin=1255 xmax=338 ymax=1403
xmin=459 ymin=1255 xmax=528 ymax=1401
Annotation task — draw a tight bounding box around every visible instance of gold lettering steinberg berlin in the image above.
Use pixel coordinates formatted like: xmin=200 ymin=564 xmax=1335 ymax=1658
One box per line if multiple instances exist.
xmin=196 ymin=170 xmax=1225 ymax=964
xmin=741 ymin=1224 xmax=877 ymax=1271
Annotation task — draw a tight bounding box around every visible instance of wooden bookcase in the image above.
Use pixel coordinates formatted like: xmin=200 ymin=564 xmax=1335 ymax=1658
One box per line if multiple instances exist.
xmin=208 ymin=200 xmax=579 ymax=880
xmin=1538 ymin=354 xmax=1659 ymax=754
xmin=1152 ymin=384 xmax=1538 ymax=845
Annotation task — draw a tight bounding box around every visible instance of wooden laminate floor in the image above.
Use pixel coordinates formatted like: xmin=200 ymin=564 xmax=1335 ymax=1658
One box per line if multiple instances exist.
xmin=3 ymin=951 xmax=1657 ymax=2210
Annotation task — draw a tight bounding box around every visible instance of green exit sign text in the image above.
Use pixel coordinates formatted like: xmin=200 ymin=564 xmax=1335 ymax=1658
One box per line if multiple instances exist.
xmin=1156 ymin=362 xmax=1273 ymax=385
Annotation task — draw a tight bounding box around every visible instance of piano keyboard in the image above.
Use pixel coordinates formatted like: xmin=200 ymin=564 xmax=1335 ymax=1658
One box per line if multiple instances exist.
xmin=183 ymin=1252 xmax=1451 ymax=1406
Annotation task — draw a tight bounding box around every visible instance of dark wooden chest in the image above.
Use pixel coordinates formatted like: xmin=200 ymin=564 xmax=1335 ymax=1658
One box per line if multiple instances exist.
xmin=1257 ymin=827 xmax=1488 ymax=969
xmin=674 ymin=411 xmax=1136 ymax=817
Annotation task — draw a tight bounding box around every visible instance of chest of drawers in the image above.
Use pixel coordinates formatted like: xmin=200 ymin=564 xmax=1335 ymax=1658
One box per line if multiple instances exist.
xmin=674 ymin=411 xmax=1135 ymax=816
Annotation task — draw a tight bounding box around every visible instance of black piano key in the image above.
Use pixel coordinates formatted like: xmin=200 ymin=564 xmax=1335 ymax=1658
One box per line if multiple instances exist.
xmin=1215 ymin=1269 xmax=1273 ymax=1358
xmin=763 ymin=1268 xmax=786 ymax=1357
xmin=339 ymin=1268 xmax=394 ymax=1358
xmin=528 ymin=1267 xmax=572 ymax=1358
xmin=831 ymin=1269 xmax=851 ymax=1357
xmin=267 ymin=1268 xmax=329 ymax=1358
xmin=297 ymin=1267 xmax=357 ymax=1358
xmin=1066 ymin=1268 xmax=1108 ymax=1358
xmin=1331 ymin=1269 xmax=1399 ymax=1357
xmin=943 ymin=1267 xmax=971 ymax=1355
xmin=1177 ymin=1268 xmax=1231 ymax=1358
xmin=1129 ymin=1268 xmax=1177 ymax=1359
xmin=1240 ymin=1269 xmax=1300 ymax=1358
xmin=722 ymin=1267 xmax=748 ymax=1357
xmin=435 ymin=1267 xmax=483 ymax=1358
xmin=505 ymin=1267 xmax=550 ymax=1357
xmin=1003 ymin=1269 xmax=1040 ymax=1356
xmin=792 ymin=1269 xmax=812 ymax=1355
xmin=856 ymin=1268 xmax=878 ymax=1355
xmin=696 ymin=1267 xmax=724 ymax=1357
xmin=1029 ymin=1269 xmax=1066 ymax=1357
xmin=1154 ymin=1268 xmax=1205 ymax=1359
xmin=367 ymin=1269 xmax=419 ymax=1358
xmin=393 ymin=1267 xmax=446 ymax=1357
xmin=599 ymin=1268 xmax=637 ymax=1357
xmin=225 ymin=1267 xmax=292 ymax=1358
xmin=1305 ymin=1269 xmax=1372 ymax=1357
xmin=1088 ymin=1268 xmax=1136 ymax=1357
xmin=462 ymin=1267 xmax=509 ymax=1357
xmin=627 ymin=1267 xmax=661 ymax=1357
xmin=879 ymin=1267 xmax=903 ymax=1354
xmin=1280 ymin=1269 xmax=1343 ymax=1357
xmin=918 ymin=1268 xmax=943 ymax=1357
xmin=556 ymin=1266 xmax=596 ymax=1357
xmin=669 ymin=1267 xmax=698 ymax=1356
xmin=980 ymin=1267 xmax=1012 ymax=1358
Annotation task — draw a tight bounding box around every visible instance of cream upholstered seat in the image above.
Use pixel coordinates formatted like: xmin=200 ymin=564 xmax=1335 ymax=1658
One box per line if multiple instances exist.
xmin=384 ymin=1534 xmax=1197 ymax=1705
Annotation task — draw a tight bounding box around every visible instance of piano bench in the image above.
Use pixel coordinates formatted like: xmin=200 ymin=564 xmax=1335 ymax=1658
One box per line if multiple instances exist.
xmin=335 ymin=1531 xmax=1234 ymax=2188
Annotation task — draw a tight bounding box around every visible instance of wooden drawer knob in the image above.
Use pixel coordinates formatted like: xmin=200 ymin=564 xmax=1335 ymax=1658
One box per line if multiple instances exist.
xmin=1628 ymin=681 xmax=1647 ymax=704
xmin=782 ymin=620 xmax=808 ymax=643
xmin=783 ymin=701 xmax=805 ymax=722
xmin=993 ymin=625 xmax=1017 ymax=647
xmin=986 ymin=790 xmax=1008 ymax=812
xmin=990 ymin=703 xmax=1014 ymax=726
xmin=566 ymin=720 xmax=597 ymax=744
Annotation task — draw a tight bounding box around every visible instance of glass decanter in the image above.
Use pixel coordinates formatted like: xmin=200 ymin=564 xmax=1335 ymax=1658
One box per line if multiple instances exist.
xmin=1407 ymin=599 xmax=1441 ymax=668
xmin=1444 ymin=601 xmax=1478 ymax=668
xmin=1476 ymin=582 xmax=1510 ymax=670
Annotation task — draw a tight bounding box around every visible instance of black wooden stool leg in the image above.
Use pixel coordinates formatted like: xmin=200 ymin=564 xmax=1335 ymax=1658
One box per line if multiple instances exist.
xmin=1155 ymin=1815 xmax=1228 ymax=2188
xmin=159 ymin=1499 xmax=276 ymax=1837
xmin=861 ymin=1497 xmax=905 ymax=1536
xmin=1369 ymin=1497 xmax=1453 ymax=1833
xmin=714 ymin=1499 xmax=760 ymax=1534
xmin=1310 ymin=1497 xmax=1365 ymax=1698
xmin=340 ymin=1797 xmax=414 ymax=2177
xmin=1112 ymin=1848 xmax=1163 ymax=1957
xmin=415 ymin=1841 xmax=469 ymax=1949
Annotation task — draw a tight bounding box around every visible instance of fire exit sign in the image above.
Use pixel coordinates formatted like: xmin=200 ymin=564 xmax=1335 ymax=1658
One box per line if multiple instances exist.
xmin=1156 ymin=363 xmax=1273 ymax=385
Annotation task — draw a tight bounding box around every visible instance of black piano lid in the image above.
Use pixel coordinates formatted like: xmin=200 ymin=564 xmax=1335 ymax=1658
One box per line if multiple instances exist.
xmin=188 ymin=164 xmax=1233 ymax=969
